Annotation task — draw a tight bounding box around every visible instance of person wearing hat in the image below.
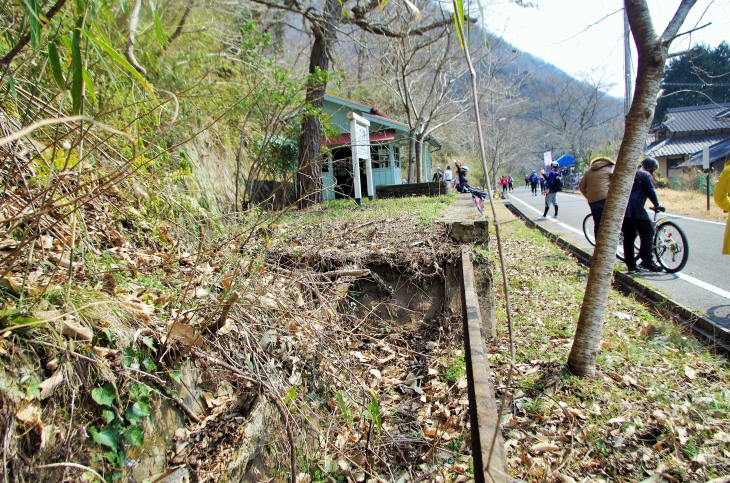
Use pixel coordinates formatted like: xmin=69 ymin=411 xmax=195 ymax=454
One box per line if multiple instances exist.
xmin=432 ymin=167 xmax=443 ymax=182
xmin=579 ymin=156 xmax=615 ymax=239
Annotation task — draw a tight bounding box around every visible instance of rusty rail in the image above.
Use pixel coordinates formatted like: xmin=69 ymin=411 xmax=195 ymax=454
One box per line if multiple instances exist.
xmin=460 ymin=246 xmax=508 ymax=483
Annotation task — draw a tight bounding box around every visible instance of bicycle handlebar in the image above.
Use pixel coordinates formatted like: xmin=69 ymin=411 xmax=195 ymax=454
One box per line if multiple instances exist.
xmin=650 ymin=205 xmax=666 ymax=213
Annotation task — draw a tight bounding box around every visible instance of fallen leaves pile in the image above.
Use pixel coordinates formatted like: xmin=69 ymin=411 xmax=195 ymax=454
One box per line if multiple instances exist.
xmin=488 ymin=209 xmax=730 ymax=483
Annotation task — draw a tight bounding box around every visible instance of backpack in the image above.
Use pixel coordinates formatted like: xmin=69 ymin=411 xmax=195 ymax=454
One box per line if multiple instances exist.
xmin=552 ymin=174 xmax=563 ymax=192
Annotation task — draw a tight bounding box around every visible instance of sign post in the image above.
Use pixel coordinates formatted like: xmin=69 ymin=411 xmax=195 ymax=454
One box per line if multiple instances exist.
xmin=543 ymin=151 xmax=552 ymax=168
xmin=348 ymin=112 xmax=372 ymax=204
xmin=703 ymin=146 xmax=710 ymax=211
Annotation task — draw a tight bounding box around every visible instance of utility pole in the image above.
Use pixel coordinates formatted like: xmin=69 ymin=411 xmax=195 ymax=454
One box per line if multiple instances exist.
xmin=623 ymin=7 xmax=632 ymax=116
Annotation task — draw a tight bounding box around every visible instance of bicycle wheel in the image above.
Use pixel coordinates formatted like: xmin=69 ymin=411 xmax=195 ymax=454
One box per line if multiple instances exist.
xmin=616 ymin=231 xmax=640 ymax=263
xmin=583 ymin=214 xmax=596 ymax=246
xmin=473 ymin=195 xmax=484 ymax=215
xmin=492 ymin=190 xmax=501 ymax=200
xmin=584 ymin=214 xmax=639 ymax=262
xmin=654 ymin=221 xmax=689 ymax=273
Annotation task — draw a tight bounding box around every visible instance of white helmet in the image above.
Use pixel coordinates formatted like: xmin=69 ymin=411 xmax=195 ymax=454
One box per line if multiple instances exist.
xmin=461 ymin=166 xmax=469 ymax=172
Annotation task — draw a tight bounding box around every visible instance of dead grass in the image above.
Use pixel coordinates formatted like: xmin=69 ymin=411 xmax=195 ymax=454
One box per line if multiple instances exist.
xmin=487 ymin=202 xmax=730 ymax=482
xmin=657 ymin=188 xmax=727 ymax=221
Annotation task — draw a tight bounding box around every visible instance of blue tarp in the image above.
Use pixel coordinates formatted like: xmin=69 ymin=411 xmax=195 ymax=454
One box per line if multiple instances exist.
xmin=555 ymin=154 xmax=575 ymax=166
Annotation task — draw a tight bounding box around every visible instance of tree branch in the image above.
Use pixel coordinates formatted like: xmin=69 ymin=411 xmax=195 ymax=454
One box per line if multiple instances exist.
xmin=166 ymin=0 xmax=195 ymax=48
xmin=661 ymin=0 xmax=700 ymax=43
xmin=0 ymin=0 xmax=69 ymax=67
xmin=125 ymin=0 xmax=147 ymax=75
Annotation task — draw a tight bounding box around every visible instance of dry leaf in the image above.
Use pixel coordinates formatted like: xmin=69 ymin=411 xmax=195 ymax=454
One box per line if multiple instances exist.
xmin=683 ymin=365 xmax=696 ymax=380
xmin=60 ymin=320 xmax=93 ymax=341
xmin=16 ymin=400 xmax=43 ymax=428
xmin=557 ymin=473 xmax=578 ymax=483
xmin=39 ymin=369 xmax=64 ymax=400
xmin=530 ymin=442 xmax=559 ymax=453
xmin=165 ymin=321 xmax=202 ymax=347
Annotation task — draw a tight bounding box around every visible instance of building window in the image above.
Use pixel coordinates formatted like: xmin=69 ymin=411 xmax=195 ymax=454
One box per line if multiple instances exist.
xmin=667 ymin=156 xmax=684 ymax=171
xmin=393 ymin=146 xmax=401 ymax=168
xmin=322 ymin=157 xmax=330 ymax=173
xmin=370 ymin=146 xmax=390 ymax=168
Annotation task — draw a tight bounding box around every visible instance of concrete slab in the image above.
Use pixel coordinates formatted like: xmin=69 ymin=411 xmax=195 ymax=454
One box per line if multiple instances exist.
xmin=437 ymin=193 xmax=492 ymax=245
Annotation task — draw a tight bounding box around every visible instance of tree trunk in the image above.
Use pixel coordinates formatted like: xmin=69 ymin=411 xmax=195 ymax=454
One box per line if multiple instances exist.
xmin=297 ymin=0 xmax=341 ymax=208
xmin=568 ymin=0 xmax=697 ymax=377
xmin=415 ymin=133 xmax=423 ymax=183
xmin=407 ymin=131 xmax=416 ymax=183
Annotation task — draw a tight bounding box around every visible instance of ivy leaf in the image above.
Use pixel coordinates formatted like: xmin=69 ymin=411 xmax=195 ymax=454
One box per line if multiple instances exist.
xmin=141 ymin=336 xmax=156 ymax=352
xmin=102 ymin=409 xmax=115 ymax=424
xmin=142 ymin=357 xmax=157 ymax=372
xmin=91 ymin=383 xmax=116 ymax=407
xmin=90 ymin=426 xmax=120 ymax=452
xmin=283 ymin=387 xmax=297 ymax=404
xmin=124 ymin=424 xmax=144 ymax=446
xmin=125 ymin=401 xmax=150 ymax=423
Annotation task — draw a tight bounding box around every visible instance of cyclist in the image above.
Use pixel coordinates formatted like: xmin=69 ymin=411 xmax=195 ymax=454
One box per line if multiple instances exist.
xmin=623 ymin=157 xmax=664 ymax=273
xmin=579 ymin=156 xmax=615 ymax=239
xmin=457 ymin=165 xmax=470 ymax=192
xmin=540 ymin=161 xmax=560 ymax=219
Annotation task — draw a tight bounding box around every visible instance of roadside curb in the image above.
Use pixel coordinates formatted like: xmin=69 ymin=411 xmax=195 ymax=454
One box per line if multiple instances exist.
xmin=503 ymin=200 xmax=730 ymax=355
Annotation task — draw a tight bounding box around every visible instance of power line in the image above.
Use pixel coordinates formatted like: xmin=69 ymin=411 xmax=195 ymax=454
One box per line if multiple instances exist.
xmin=661 ymin=82 xmax=730 ymax=87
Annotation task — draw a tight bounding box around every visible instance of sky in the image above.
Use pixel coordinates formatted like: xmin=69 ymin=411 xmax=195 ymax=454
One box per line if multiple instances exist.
xmin=481 ymin=0 xmax=730 ymax=98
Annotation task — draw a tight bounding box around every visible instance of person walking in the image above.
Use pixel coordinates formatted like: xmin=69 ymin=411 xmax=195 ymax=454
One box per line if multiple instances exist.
xmin=529 ymin=170 xmax=539 ymax=196
xmin=444 ymin=165 xmax=453 ymax=183
xmin=508 ymin=175 xmax=514 ymax=192
xmin=540 ymin=161 xmax=560 ymax=218
xmin=524 ymin=174 xmax=530 ymax=187
xmin=432 ymin=167 xmax=443 ymax=182
xmin=579 ymin=156 xmax=615 ymax=239
xmin=539 ymin=169 xmax=547 ymax=194
xmin=623 ymin=158 xmax=664 ymax=273
xmin=713 ymin=158 xmax=730 ymax=255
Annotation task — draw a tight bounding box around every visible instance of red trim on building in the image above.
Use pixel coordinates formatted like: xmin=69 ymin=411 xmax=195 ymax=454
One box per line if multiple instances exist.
xmin=322 ymin=130 xmax=396 ymax=146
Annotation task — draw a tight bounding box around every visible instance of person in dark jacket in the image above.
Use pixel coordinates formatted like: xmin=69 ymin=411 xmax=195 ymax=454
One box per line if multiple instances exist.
xmin=540 ymin=161 xmax=560 ymax=218
xmin=623 ymin=158 xmax=665 ymax=273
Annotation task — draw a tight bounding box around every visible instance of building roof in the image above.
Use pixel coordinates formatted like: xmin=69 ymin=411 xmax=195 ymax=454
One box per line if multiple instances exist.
xmin=679 ymin=137 xmax=730 ymax=168
xmin=650 ymin=103 xmax=730 ymax=133
xmin=323 ymin=94 xmax=440 ymax=147
xmin=643 ymin=133 xmax=729 ymax=157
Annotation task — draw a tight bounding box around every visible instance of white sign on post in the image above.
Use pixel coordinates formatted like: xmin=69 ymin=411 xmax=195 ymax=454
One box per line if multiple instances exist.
xmin=702 ymin=146 xmax=710 ymax=170
xmin=543 ymin=151 xmax=552 ymax=168
xmin=348 ymin=112 xmax=372 ymax=203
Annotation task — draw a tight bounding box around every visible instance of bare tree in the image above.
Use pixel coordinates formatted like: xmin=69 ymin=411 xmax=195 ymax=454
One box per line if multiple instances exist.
xmin=248 ymin=0 xmax=453 ymax=206
xmin=530 ymin=72 xmax=621 ymax=165
xmin=568 ymin=0 xmax=698 ymax=377
xmin=368 ymin=4 xmax=473 ymax=182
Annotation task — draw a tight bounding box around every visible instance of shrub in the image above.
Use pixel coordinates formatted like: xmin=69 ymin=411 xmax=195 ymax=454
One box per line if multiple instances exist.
xmin=667 ymin=169 xmax=718 ymax=194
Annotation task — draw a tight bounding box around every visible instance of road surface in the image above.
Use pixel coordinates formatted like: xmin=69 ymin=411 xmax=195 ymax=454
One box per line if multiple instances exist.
xmin=505 ymin=186 xmax=730 ymax=330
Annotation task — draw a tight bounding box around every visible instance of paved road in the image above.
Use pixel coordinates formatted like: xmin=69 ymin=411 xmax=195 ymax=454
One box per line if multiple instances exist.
xmin=505 ymin=186 xmax=730 ymax=330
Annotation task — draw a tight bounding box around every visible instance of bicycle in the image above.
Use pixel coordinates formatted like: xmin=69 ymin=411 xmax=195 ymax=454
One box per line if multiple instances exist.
xmin=582 ymin=206 xmax=689 ymax=273
xmin=462 ymin=186 xmax=489 ymax=215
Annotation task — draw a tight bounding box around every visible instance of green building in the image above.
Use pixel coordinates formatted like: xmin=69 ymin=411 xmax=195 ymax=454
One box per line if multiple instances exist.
xmin=321 ymin=95 xmax=440 ymax=200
